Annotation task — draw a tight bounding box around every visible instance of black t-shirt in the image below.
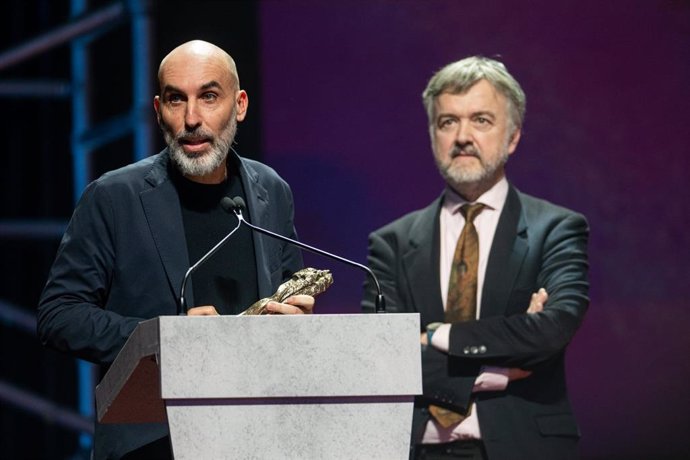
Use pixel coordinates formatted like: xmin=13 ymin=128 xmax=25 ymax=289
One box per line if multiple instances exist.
xmin=174 ymin=163 xmax=258 ymax=315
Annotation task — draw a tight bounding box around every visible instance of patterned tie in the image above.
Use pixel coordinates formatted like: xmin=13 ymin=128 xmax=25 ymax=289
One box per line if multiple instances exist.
xmin=429 ymin=202 xmax=485 ymax=428
xmin=445 ymin=203 xmax=485 ymax=323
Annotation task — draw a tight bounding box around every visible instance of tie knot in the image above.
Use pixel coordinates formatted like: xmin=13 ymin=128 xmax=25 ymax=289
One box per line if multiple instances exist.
xmin=460 ymin=203 xmax=485 ymax=223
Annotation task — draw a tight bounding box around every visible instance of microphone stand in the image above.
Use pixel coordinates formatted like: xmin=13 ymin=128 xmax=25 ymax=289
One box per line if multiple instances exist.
xmin=178 ymin=218 xmax=242 ymax=315
xmin=222 ymin=197 xmax=386 ymax=313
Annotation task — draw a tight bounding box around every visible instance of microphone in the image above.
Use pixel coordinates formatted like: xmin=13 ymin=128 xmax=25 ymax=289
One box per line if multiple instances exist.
xmin=177 ymin=206 xmax=242 ymax=315
xmin=220 ymin=196 xmax=386 ymax=313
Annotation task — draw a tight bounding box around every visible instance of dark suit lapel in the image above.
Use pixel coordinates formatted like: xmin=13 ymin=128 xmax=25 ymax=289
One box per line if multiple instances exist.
xmin=140 ymin=154 xmax=191 ymax=306
xmin=236 ymin=154 xmax=273 ymax=298
xmin=403 ymin=197 xmax=445 ymax=320
xmin=481 ymin=185 xmax=528 ymax=318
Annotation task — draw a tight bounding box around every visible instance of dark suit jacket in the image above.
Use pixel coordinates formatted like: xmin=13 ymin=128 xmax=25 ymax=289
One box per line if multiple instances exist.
xmin=362 ymin=184 xmax=589 ymax=460
xmin=37 ymin=150 xmax=303 ymax=459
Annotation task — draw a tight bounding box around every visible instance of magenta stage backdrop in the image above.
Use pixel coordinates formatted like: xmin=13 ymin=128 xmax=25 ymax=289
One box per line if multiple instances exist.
xmin=258 ymin=1 xmax=690 ymax=458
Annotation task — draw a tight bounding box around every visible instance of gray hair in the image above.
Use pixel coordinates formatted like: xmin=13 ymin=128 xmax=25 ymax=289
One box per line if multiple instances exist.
xmin=422 ymin=56 xmax=526 ymax=131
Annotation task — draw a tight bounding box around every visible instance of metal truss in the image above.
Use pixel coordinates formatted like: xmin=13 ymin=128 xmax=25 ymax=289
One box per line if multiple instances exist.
xmin=0 ymin=0 xmax=155 ymax=453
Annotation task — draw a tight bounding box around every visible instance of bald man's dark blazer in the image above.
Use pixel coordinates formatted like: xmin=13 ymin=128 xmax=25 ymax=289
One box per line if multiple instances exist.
xmin=38 ymin=149 xmax=303 ymax=459
xmin=362 ymin=184 xmax=589 ymax=460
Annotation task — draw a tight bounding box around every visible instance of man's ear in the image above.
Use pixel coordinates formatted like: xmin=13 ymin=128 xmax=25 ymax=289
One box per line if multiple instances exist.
xmin=507 ymin=127 xmax=521 ymax=155
xmin=235 ymin=90 xmax=248 ymax=122
xmin=153 ymin=96 xmax=162 ymax=124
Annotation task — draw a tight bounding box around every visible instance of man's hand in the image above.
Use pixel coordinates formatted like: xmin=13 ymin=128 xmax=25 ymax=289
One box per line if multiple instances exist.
xmin=187 ymin=305 xmax=219 ymax=316
xmin=265 ymin=295 xmax=314 ymax=315
xmin=507 ymin=367 xmax=532 ymax=381
xmin=527 ymin=288 xmax=548 ymax=314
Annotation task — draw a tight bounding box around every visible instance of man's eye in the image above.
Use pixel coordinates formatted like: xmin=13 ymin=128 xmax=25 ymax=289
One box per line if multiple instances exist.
xmin=474 ymin=116 xmax=492 ymax=126
xmin=438 ymin=118 xmax=456 ymax=129
xmin=167 ymin=94 xmax=183 ymax=104
xmin=201 ymin=92 xmax=218 ymax=102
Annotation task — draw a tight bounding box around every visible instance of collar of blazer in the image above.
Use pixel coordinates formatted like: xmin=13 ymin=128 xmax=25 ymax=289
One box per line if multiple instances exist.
xmin=480 ymin=185 xmax=529 ymax=318
xmin=138 ymin=148 xmax=272 ymax=306
xmin=402 ymin=194 xmax=445 ymax=320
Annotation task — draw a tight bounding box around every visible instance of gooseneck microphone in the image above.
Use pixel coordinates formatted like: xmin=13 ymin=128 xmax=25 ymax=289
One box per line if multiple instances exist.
xmin=220 ymin=196 xmax=386 ymax=313
xmin=178 ymin=214 xmax=242 ymax=315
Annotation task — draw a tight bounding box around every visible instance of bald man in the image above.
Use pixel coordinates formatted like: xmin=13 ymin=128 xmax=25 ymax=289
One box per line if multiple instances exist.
xmin=38 ymin=40 xmax=311 ymax=459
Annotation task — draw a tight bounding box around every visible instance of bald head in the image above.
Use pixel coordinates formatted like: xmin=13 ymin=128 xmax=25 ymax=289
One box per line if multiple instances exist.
xmin=158 ymin=40 xmax=240 ymax=91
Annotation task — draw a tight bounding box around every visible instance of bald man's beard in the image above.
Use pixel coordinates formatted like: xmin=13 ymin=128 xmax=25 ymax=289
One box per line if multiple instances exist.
xmin=163 ymin=109 xmax=237 ymax=178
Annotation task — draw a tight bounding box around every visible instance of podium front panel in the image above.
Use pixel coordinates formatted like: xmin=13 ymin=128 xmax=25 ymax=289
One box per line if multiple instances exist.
xmin=166 ymin=397 xmax=414 ymax=459
xmin=158 ymin=313 xmax=421 ymax=399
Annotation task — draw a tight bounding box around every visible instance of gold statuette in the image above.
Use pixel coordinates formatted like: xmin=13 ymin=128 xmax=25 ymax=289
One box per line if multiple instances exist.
xmin=239 ymin=267 xmax=333 ymax=315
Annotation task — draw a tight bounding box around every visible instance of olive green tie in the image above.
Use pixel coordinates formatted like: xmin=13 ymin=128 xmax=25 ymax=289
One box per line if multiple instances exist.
xmin=429 ymin=202 xmax=485 ymax=428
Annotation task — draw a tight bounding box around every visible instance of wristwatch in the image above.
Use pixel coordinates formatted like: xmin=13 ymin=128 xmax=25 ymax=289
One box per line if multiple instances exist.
xmin=426 ymin=322 xmax=443 ymax=346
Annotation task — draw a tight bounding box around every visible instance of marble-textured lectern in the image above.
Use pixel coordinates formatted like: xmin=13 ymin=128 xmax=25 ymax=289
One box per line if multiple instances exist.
xmin=95 ymin=314 xmax=421 ymax=459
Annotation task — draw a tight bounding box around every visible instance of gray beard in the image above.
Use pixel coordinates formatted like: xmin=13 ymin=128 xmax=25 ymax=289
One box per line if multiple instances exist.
xmin=437 ymin=149 xmax=509 ymax=186
xmin=164 ymin=113 xmax=237 ymax=178
xmin=435 ymin=137 xmax=511 ymax=188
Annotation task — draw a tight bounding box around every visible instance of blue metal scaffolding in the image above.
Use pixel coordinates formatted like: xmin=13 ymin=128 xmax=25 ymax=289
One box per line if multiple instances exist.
xmin=0 ymin=0 xmax=154 ymax=454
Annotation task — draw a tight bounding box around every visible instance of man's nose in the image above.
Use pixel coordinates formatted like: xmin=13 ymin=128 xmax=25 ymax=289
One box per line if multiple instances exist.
xmin=455 ymin=121 xmax=472 ymax=144
xmin=184 ymin=101 xmax=202 ymax=130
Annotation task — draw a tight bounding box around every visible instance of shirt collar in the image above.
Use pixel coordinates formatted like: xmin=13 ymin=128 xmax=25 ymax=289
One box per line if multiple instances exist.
xmin=442 ymin=177 xmax=509 ymax=215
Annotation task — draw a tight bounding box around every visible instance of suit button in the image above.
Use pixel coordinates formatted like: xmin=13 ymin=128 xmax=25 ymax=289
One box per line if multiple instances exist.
xmin=470 ymin=346 xmax=479 ymax=354
xmin=479 ymin=345 xmax=487 ymax=354
xmin=463 ymin=347 xmax=470 ymax=354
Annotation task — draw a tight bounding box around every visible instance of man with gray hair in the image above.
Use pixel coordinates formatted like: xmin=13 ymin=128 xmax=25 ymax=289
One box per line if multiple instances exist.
xmin=362 ymin=56 xmax=589 ymax=459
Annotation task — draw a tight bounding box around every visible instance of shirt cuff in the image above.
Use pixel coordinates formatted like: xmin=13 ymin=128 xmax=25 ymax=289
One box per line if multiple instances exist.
xmin=472 ymin=366 xmax=510 ymax=392
xmin=429 ymin=323 xmax=451 ymax=352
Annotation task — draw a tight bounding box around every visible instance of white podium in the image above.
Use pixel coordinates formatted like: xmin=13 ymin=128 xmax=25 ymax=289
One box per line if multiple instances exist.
xmin=95 ymin=314 xmax=421 ymax=459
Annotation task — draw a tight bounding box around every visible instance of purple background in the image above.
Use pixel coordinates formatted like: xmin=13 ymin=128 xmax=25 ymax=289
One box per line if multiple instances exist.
xmin=258 ymin=1 xmax=690 ymax=458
